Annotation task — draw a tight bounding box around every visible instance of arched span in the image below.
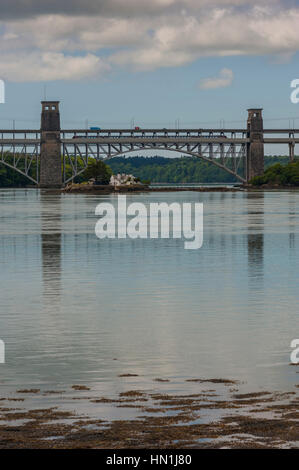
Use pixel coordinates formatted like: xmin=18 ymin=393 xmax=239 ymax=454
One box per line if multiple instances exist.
xmin=102 ymin=147 xmax=246 ymax=183
xmin=0 ymin=160 xmax=38 ymax=184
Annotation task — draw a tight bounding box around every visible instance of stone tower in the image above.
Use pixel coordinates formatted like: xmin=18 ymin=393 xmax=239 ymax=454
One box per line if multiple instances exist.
xmin=247 ymin=108 xmax=264 ymax=182
xmin=39 ymin=101 xmax=62 ymax=188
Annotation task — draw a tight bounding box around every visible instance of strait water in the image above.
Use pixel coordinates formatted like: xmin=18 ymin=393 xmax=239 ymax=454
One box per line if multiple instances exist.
xmin=0 ymin=188 xmax=298 ymax=403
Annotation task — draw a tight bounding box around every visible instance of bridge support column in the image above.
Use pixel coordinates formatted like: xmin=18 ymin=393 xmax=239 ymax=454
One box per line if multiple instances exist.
xmin=289 ymin=138 xmax=295 ymax=162
xmin=246 ymin=108 xmax=264 ymax=182
xmin=39 ymin=101 xmax=62 ymax=188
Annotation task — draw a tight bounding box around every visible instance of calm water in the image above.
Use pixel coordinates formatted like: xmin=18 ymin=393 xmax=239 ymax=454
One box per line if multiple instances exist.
xmin=0 ymin=188 xmax=298 ymax=400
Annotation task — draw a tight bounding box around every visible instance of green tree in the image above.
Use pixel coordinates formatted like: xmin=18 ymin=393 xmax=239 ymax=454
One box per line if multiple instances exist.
xmin=250 ymin=160 xmax=299 ymax=186
xmin=82 ymin=160 xmax=112 ymax=185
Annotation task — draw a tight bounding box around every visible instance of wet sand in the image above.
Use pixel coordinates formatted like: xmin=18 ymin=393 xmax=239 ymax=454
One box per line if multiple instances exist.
xmin=0 ymin=377 xmax=298 ymax=449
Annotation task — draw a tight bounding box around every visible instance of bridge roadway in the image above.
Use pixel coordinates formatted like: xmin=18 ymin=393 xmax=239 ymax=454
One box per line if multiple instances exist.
xmin=1 ymin=138 xmax=299 ymax=144
xmin=1 ymin=103 xmax=297 ymax=186
xmin=2 ymin=128 xmax=299 ymax=133
xmin=1 ymin=128 xmax=299 ymax=145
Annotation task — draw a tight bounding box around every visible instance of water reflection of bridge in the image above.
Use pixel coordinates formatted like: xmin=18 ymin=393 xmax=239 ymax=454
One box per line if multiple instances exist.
xmin=41 ymin=192 xmax=62 ymax=306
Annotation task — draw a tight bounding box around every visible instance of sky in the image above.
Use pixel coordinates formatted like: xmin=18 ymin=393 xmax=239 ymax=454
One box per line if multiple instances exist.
xmin=1 ymin=0 xmax=299 ymax=147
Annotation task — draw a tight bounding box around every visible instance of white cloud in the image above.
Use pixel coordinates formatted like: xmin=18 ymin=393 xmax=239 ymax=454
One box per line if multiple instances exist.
xmin=0 ymin=1 xmax=298 ymax=81
xmin=0 ymin=52 xmax=110 ymax=82
xmin=199 ymin=68 xmax=234 ymax=89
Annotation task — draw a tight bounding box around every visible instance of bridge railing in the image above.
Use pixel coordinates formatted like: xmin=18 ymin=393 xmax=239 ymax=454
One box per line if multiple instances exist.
xmin=0 ymin=126 xmax=298 ymax=186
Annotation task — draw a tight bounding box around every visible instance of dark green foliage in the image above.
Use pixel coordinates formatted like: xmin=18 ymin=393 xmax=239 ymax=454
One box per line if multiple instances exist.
xmin=250 ymin=159 xmax=299 ymax=186
xmin=0 ymin=165 xmax=30 ymax=187
xmin=108 ymin=155 xmax=291 ymax=184
xmin=82 ymin=160 xmax=112 ymax=184
xmin=108 ymin=156 xmax=237 ymax=183
xmin=0 ymin=153 xmax=294 ymax=187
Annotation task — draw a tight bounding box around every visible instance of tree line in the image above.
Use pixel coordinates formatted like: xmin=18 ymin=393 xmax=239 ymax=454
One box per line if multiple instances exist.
xmin=0 ymin=154 xmax=295 ymax=187
xmin=106 ymin=155 xmax=291 ymax=184
xmin=251 ymin=160 xmax=299 ymax=186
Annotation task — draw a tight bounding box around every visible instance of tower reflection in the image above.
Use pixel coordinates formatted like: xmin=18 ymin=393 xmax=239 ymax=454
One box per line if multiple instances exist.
xmin=247 ymin=191 xmax=264 ymax=289
xmin=40 ymin=191 xmax=62 ymax=308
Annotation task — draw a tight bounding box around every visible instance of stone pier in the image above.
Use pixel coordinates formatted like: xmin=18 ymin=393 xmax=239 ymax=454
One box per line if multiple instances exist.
xmin=39 ymin=101 xmax=62 ymax=188
xmin=247 ymin=108 xmax=264 ymax=182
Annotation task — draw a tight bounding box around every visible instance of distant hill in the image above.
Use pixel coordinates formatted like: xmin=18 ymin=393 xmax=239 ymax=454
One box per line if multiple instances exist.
xmin=107 ymin=155 xmax=292 ymax=184
xmin=0 ymin=154 xmax=294 ymax=187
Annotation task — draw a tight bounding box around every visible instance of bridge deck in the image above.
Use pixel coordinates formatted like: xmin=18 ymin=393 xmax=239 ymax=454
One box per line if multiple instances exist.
xmin=1 ymin=137 xmax=299 ymax=145
xmin=61 ymin=137 xmax=249 ymax=144
xmin=0 ymin=128 xmax=297 ymax=132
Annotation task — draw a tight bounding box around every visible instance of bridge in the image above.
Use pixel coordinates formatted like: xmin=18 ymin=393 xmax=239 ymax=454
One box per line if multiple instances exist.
xmin=0 ymin=101 xmax=298 ymax=187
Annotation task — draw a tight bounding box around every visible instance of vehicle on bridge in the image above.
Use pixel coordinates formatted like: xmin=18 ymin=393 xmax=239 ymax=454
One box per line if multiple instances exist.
xmin=0 ymin=102 xmax=275 ymax=186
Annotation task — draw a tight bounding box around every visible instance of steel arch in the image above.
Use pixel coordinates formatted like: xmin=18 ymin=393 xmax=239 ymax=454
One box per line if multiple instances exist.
xmin=63 ymin=141 xmax=246 ymax=183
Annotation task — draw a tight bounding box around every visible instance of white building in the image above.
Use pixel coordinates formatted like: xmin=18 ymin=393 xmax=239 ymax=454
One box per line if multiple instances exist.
xmin=110 ymin=173 xmax=139 ymax=186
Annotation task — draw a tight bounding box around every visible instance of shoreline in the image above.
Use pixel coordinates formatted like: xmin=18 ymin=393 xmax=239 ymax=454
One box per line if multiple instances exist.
xmin=61 ymin=183 xmax=299 ymax=194
xmin=0 ymin=185 xmax=298 ymax=193
xmin=0 ymin=377 xmax=298 ymax=449
xmin=62 ymin=183 xmax=242 ymax=194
